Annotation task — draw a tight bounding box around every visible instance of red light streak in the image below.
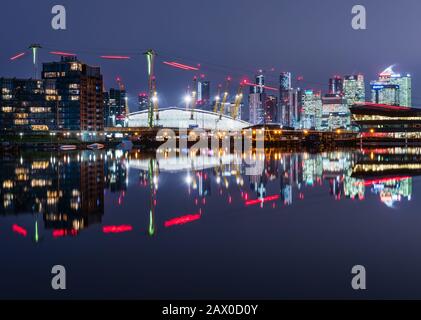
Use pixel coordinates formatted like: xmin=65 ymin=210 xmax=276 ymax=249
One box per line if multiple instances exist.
xmin=103 ymin=225 xmax=133 ymax=233
xmin=244 ymin=82 xmax=279 ymax=92
xmin=100 ymin=55 xmax=131 ymax=60
xmin=12 ymin=224 xmax=27 ymax=237
xmin=163 ymin=61 xmax=199 ymax=71
xmin=50 ymin=51 xmax=77 ymax=57
xmin=245 ymin=195 xmax=280 ymax=206
xmin=10 ymin=52 xmax=26 ymax=61
xmin=164 ymin=213 xmax=201 ymax=228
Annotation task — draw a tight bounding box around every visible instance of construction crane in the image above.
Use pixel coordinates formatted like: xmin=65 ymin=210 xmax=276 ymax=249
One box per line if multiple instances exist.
xmin=218 ymin=77 xmax=231 ymax=119
xmin=231 ymin=80 xmax=246 ymax=120
xmin=144 ymin=49 xmax=158 ymax=127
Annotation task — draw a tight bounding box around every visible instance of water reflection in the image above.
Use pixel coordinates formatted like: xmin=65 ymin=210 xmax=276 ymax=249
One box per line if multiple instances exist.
xmin=0 ymin=147 xmax=417 ymax=240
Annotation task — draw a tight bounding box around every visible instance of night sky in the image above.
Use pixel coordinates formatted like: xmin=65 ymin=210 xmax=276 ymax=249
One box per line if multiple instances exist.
xmin=1 ymin=0 xmax=421 ymax=110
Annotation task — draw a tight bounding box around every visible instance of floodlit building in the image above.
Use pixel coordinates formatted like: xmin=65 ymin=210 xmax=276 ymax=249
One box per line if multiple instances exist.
xmin=104 ymin=88 xmax=128 ymax=127
xmin=301 ymin=89 xmax=322 ymax=129
xmin=321 ymin=95 xmax=350 ymax=130
xmin=370 ymin=65 xmax=411 ymax=107
xmin=42 ymin=56 xmax=104 ymax=137
xmin=343 ymin=74 xmax=365 ymax=108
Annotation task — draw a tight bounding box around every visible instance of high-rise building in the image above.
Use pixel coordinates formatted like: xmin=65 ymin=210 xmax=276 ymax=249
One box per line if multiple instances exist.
xmin=197 ymin=81 xmax=210 ymax=108
xmin=343 ymin=74 xmax=365 ymax=107
xmin=264 ymin=95 xmax=278 ymax=124
xmin=42 ymin=56 xmax=104 ymax=136
xmin=370 ymin=66 xmax=411 ymax=107
xmin=250 ymin=73 xmax=265 ymax=94
xmin=104 ymin=88 xmax=127 ymax=127
xmin=279 ymin=72 xmax=293 ymax=126
xmin=249 ymin=92 xmax=264 ymax=125
xmin=0 ymin=78 xmax=57 ymax=133
xmin=321 ymin=94 xmax=350 ymax=130
xmin=328 ymin=76 xmax=344 ymax=95
xmin=138 ymin=93 xmax=148 ymax=111
xmin=301 ymin=90 xmax=322 ymax=129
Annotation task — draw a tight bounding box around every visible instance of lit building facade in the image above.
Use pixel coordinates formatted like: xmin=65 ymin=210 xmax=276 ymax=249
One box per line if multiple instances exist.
xmin=104 ymin=88 xmax=127 ymax=127
xmin=249 ymin=92 xmax=264 ymax=125
xmin=264 ymin=95 xmax=278 ymax=124
xmin=343 ymin=74 xmax=365 ymax=108
xmin=42 ymin=56 xmax=104 ymax=136
xmin=321 ymin=95 xmax=350 ymax=130
xmin=301 ymin=89 xmax=322 ymax=129
xmin=370 ymin=66 xmax=411 ymax=107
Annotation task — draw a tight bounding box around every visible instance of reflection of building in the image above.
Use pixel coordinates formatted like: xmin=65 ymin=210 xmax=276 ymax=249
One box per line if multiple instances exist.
xmin=370 ymin=66 xmax=411 ymax=107
xmin=0 ymin=152 xmax=104 ymax=233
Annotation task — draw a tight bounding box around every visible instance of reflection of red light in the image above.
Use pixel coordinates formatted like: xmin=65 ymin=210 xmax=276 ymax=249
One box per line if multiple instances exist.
xmin=164 ymin=213 xmax=201 ymax=228
xmin=103 ymin=225 xmax=133 ymax=233
xmin=53 ymin=229 xmax=78 ymax=238
xmin=359 ymin=176 xmax=410 ymax=186
xmin=12 ymin=224 xmax=27 ymax=237
xmin=245 ymin=195 xmax=280 ymax=206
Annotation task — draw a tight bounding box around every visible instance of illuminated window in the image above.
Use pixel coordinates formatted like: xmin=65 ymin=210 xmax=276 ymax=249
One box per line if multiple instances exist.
xmin=2 ymin=106 xmax=13 ymax=112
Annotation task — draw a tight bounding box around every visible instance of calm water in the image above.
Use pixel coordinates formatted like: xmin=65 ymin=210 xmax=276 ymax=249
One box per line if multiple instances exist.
xmin=1 ymin=147 xmax=421 ymax=299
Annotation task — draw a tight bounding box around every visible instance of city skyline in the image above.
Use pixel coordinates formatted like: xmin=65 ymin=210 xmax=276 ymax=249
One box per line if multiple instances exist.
xmin=1 ymin=0 xmax=421 ymax=108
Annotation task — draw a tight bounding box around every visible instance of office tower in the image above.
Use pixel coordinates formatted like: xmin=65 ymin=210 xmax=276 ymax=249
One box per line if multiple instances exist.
xmin=250 ymin=73 xmax=265 ymax=94
xmin=0 ymin=78 xmax=57 ymax=133
xmin=104 ymin=88 xmax=127 ymax=127
xmin=264 ymin=95 xmax=278 ymax=124
xmin=343 ymin=74 xmax=365 ymax=107
xmin=301 ymin=89 xmax=322 ymax=129
xmin=138 ymin=92 xmax=148 ymax=111
xmin=197 ymin=80 xmax=210 ymax=108
xmin=279 ymin=72 xmax=293 ymax=126
xmin=42 ymin=56 xmax=104 ymax=136
xmin=249 ymin=92 xmax=264 ymax=125
xmin=321 ymin=94 xmax=350 ymax=130
xmin=370 ymin=66 xmax=411 ymax=107
xmin=328 ymin=76 xmax=344 ymax=95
